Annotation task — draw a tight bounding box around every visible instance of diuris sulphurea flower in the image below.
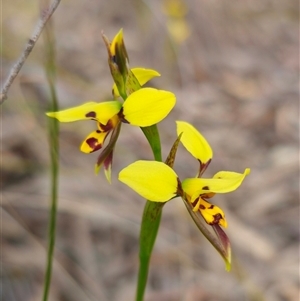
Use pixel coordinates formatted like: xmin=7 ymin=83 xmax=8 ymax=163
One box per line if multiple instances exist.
xmin=119 ymin=121 xmax=250 ymax=270
xmin=46 ymin=30 xmax=176 ymax=182
xmin=46 ymin=88 xmax=175 ymax=182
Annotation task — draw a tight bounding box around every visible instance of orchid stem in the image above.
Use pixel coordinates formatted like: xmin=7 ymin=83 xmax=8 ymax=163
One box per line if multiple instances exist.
xmin=136 ymin=125 xmax=163 ymax=301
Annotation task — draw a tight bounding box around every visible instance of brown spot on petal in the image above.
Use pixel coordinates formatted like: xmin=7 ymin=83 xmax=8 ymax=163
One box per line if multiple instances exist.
xmin=202 ymin=186 xmax=209 ymax=190
xmin=209 ymin=204 xmax=214 ymax=209
xmin=191 ymin=197 xmax=199 ymax=207
xmin=100 ymin=119 xmax=114 ymax=132
xmin=211 ymin=213 xmax=222 ymax=225
xmin=86 ymin=111 xmax=96 ymax=118
xmin=118 ymin=108 xmax=129 ymax=124
xmin=200 ymin=204 xmax=205 ymax=210
xmin=86 ymin=137 xmax=102 ymax=153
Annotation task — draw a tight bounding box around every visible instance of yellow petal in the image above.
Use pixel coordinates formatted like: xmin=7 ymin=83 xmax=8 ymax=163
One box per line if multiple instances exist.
xmin=176 ymin=121 xmax=213 ymax=164
xmin=46 ymin=101 xmax=122 ymax=125
xmin=122 ymin=88 xmax=176 ymax=126
xmin=118 ymin=160 xmax=179 ymax=202
xmin=213 ymin=168 xmax=251 ymax=181
xmin=132 ymin=68 xmax=161 ymax=86
xmin=198 ymin=199 xmax=228 ymax=228
xmin=182 ymin=168 xmax=250 ymax=196
xmin=46 ymin=102 xmax=97 ymax=122
xmin=110 ymin=28 xmax=124 ymax=56
xmin=80 ymin=131 xmax=109 ymax=153
xmin=113 ymin=68 xmax=161 ymax=97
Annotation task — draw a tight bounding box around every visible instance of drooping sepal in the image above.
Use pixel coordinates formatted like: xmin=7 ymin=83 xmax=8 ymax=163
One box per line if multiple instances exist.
xmin=182 ymin=197 xmax=232 ymax=271
xmin=94 ymin=123 xmax=122 ymax=182
xmin=212 ymin=224 xmax=232 ymax=271
xmin=103 ymin=150 xmax=113 ymax=183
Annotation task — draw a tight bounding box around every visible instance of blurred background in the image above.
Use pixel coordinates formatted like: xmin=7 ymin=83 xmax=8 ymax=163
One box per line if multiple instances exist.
xmin=2 ymin=0 xmax=299 ymax=300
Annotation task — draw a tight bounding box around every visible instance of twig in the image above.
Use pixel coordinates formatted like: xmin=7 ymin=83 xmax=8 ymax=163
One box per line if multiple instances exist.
xmin=0 ymin=0 xmax=61 ymax=104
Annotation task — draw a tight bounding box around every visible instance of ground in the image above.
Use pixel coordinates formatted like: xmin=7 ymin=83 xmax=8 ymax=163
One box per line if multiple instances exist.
xmin=2 ymin=0 xmax=299 ymax=301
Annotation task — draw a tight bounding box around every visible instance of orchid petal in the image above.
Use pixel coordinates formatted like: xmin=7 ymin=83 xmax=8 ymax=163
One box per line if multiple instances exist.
xmin=131 ymin=68 xmax=161 ymax=85
xmin=80 ymin=131 xmax=109 ymax=153
xmin=182 ymin=168 xmax=250 ymax=196
xmin=198 ymin=199 xmax=228 ymax=228
xmin=121 ymin=88 xmax=176 ymax=126
xmin=46 ymin=101 xmax=122 ymax=125
xmin=119 ymin=160 xmax=179 ymax=202
xmin=176 ymin=121 xmax=213 ymax=164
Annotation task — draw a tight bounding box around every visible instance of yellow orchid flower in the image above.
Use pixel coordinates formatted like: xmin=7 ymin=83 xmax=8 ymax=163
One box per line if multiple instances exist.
xmin=120 ymin=121 xmax=249 ymax=228
xmin=119 ymin=121 xmax=250 ymax=270
xmin=47 ymin=88 xmax=176 ymax=182
xmin=119 ymin=160 xmax=250 ymax=228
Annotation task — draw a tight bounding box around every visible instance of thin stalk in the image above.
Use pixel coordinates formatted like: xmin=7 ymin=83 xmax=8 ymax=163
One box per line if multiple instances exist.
xmin=0 ymin=0 xmax=61 ymax=104
xmin=136 ymin=201 xmax=165 ymax=301
xmin=136 ymin=124 xmax=163 ymax=301
xmin=42 ymin=11 xmax=59 ymax=301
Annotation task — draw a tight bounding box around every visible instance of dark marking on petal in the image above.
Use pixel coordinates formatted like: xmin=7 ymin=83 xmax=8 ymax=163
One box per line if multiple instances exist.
xmin=202 ymin=186 xmax=209 ymax=190
xmin=86 ymin=137 xmax=102 ymax=153
xmin=201 ymin=192 xmax=215 ymax=199
xmin=96 ymin=130 xmax=101 ymax=133
xmin=86 ymin=111 xmax=96 ymax=118
xmin=200 ymin=204 xmax=205 ymax=210
xmin=209 ymin=204 xmax=214 ymax=209
xmin=100 ymin=119 xmax=115 ymax=132
xmin=118 ymin=108 xmax=129 ymax=124
xmin=210 ymin=213 xmax=222 ymax=225
xmin=191 ymin=197 xmax=199 ymax=207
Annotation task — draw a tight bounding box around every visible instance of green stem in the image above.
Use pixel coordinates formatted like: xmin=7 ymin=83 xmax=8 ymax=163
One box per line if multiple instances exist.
xmin=141 ymin=125 xmax=162 ymax=162
xmin=136 ymin=124 xmax=163 ymax=301
xmin=42 ymin=15 xmax=59 ymax=301
xmin=136 ymin=202 xmax=164 ymax=301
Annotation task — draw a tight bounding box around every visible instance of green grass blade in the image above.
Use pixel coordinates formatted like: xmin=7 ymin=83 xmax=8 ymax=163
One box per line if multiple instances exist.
xmin=42 ymin=19 xmax=59 ymax=301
